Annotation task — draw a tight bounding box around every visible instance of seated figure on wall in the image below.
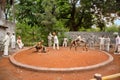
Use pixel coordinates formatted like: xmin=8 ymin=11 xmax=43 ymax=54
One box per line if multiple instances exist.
xmin=17 ymin=36 xmax=24 ymax=49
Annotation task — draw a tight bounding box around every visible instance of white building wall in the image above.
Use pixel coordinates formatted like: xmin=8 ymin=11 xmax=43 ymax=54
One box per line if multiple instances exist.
xmin=0 ymin=19 xmax=15 ymax=41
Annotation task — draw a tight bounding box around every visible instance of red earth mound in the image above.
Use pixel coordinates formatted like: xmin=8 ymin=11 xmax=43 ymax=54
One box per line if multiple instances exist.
xmin=14 ymin=47 xmax=109 ymax=68
xmin=0 ymin=47 xmax=120 ymax=80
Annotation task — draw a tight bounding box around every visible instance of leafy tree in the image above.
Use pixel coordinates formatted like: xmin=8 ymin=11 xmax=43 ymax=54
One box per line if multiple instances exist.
xmin=14 ymin=0 xmax=120 ymax=31
xmin=0 ymin=0 xmax=14 ymax=20
xmin=16 ymin=22 xmax=44 ymax=46
xmin=15 ymin=0 xmax=39 ymax=26
xmin=105 ymin=25 xmax=119 ymax=32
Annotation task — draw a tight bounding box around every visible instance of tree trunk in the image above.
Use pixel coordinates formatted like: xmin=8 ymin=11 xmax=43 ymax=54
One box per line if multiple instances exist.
xmin=69 ymin=2 xmax=76 ymax=31
xmin=69 ymin=9 xmax=84 ymax=31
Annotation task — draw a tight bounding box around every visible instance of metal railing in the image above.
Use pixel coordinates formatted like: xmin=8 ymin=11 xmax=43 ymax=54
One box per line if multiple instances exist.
xmin=90 ymin=73 xmax=120 ymax=80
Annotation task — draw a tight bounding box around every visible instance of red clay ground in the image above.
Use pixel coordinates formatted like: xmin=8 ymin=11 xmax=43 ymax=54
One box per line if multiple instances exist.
xmin=14 ymin=47 xmax=109 ymax=68
xmin=0 ymin=47 xmax=120 ymax=80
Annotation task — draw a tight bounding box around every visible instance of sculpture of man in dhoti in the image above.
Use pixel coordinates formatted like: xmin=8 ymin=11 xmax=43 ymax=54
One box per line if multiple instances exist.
xmin=3 ymin=32 xmax=10 ymax=56
xmin=47 ymin=32 xmax=52 ymax=47
xmin=10 ymin=32 xmax=16 ymax=49
xmin=53 ymin=32 xmax=59 ymax=50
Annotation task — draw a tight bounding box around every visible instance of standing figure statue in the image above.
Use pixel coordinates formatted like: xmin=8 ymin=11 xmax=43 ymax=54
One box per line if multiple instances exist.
xmin=47 ymin=32 xmax=52 ymax=47
xmin=88 ymin=35 xmax=95 ymax=49
xmin=10 ymin=32 xmax=16 ymax=49
xmin=99 ymin=35 xmax=105 ymax=50
xmin=62 ymin=37 xmax=68 ymax=47
xmin=53 ymin=32 xmax=59 ymax=50
xmin=3 ymin=32 xmax=10 ymax=56
xmin=105 ymin=36 xmax=110 ymax=52
xmin=114 ymin=35 xmax=120 ymax=54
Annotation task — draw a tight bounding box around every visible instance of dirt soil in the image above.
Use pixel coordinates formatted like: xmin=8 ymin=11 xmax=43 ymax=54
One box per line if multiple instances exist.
xmin=15 ymin=47 xmax=109 ymax=68
xmin=0 ymin=47 xmax=120 ymax=80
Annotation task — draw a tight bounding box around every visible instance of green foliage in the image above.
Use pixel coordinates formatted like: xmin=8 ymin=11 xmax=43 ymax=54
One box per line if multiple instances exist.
xmin=10 ymin=0 xmax=120 ymax=47
xmin=53 ymin=20 xmax=69 ymax=45
xmin=13 ymin=0 xmax=120 ymax=31
xmin=16 ymin=20 xmax=69 ymax=46
xmin=16 ymin=22 xmax=42 ymax=46
xmin=4 ymin=0 xmax=120 ymax=31
xmin=53 ymin=20 xmax=69 ymax=32
xmin=79 ymin=27 xmax=100 ymax=32
xmin=105 ymin=25 xmax=119 ymax=32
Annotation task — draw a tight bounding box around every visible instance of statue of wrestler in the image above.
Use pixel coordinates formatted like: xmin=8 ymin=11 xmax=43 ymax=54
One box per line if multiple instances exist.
xmin=70 ymin=39 xmax=80 ymax=50
xmin=29 ymin=40 xmax=48 ymax=53
xmin=70 ymin=35 xmax=88 ymax=51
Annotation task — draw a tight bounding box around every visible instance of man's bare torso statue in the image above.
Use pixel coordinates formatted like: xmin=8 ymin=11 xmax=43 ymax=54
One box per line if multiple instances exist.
xmin=70 ymin=35 xmax=88 ymax=51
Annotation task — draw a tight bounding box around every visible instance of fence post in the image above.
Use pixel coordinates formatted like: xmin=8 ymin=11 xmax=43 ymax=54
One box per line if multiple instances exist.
xmin=94 ymin=73 xmax=102 ymax=80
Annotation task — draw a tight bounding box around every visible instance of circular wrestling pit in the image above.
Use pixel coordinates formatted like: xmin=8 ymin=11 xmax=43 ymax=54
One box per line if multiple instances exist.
xmin=9 ymin=47 xmax=113 ymax=72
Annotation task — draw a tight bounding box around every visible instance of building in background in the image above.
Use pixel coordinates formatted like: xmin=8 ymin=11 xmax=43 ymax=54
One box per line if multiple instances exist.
xmin=0 ymin=19 xmax=15 ymax=41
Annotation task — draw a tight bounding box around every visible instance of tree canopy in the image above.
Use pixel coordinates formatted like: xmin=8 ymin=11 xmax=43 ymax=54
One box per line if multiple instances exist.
xmin=4 ymin=0 xmax=120 ymax=31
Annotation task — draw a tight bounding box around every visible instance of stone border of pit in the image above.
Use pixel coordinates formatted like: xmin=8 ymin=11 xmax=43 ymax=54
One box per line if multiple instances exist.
xmin=9 ymin=48 xmax=113 ymax=72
